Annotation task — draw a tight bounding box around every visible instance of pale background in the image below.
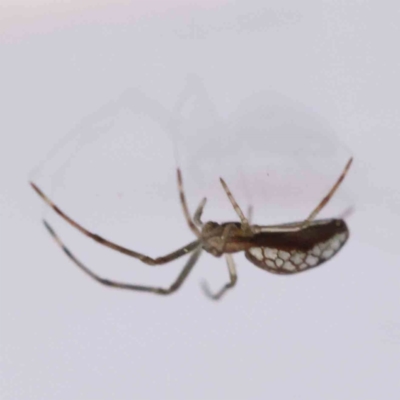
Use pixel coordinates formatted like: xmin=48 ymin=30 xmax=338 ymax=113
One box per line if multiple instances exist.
xmin=1 ymin=1 xmax=400 ymax=399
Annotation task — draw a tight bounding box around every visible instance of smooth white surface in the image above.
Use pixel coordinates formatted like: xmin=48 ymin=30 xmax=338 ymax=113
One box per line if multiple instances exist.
xmin=1 ymin=1 xmax=400 ymax=399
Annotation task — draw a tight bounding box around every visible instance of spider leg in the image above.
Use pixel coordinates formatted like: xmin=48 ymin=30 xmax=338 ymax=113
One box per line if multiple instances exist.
xmin=193 ymin=197 xmax=207 ymax=228
xmin=30 ymin=183 xmax=200 ymax=265
xmin=305 ymin=157 xmax=353 ymax=223
xmin=43 ymin=220 xmax=202 ymax=295
xmin=252 ymin=157 xmax=353 ymax=233
xmin=247 ymin=205 xmax=253 ymax=224
xmin=216 ymin=223 xmax=236 ymax=255
xmin=177 ymin=169 xmax=201 ymax=238
xmin=219 ymin=177 xmax=250 ymax=229
xmin=201 ymin=254 xmax=237 ymax=300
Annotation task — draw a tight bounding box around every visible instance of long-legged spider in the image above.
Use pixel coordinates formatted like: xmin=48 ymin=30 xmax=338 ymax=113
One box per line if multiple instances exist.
xmin=31 ymin=158 xmax=352 ymax=300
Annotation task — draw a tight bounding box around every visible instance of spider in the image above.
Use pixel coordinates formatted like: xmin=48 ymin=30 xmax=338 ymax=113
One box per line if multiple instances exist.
xmin=31 ymin=157 xmax=352 ymax=300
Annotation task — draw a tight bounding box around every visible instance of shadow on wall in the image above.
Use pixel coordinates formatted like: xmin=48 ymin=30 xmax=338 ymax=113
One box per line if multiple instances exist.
xmin=30 ymin=74 xmax=349 ymax=206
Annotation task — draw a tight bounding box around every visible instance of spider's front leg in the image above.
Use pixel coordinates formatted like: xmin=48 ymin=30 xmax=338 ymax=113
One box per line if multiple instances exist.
xmin=43 ymin=220 xmax=203 ymax=295
xmin=30 ymin=182 xmax=200 ymax=265
xmin=215 ymin=223 xmax=236 ymax=256
xmin=193 ymin=198 xmax=207 ymax=228
xmin=201 ymin=254 xmax=237 ymax=301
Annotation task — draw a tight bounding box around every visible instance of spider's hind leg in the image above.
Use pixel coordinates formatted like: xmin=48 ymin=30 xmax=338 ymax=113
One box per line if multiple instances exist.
xmin=193 ymin=198 xmax=207 ymax=228
xmin=304 ymin=157 xmax=353 ymax=224
xmin=252 ymin=157 xmax=353 ymax=234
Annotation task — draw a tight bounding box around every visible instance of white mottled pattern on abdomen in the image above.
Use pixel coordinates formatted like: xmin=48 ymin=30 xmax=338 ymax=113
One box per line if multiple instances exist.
xmin=248 ymin=230 xmax=348 ymax=273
